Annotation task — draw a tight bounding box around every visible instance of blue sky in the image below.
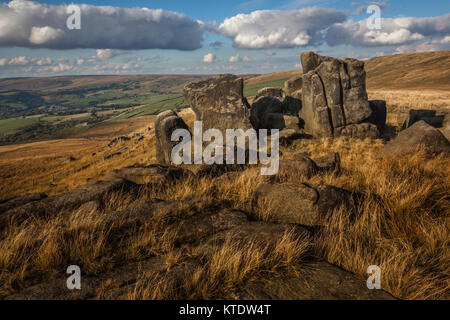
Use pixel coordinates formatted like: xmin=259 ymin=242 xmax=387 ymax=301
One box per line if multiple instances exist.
xmin=0 ymin=0 xmax=449 ymax=77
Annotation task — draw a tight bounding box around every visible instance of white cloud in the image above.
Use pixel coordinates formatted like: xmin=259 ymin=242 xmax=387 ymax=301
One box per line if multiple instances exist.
xmin=202 ymin=53 xmax=216 ymax=63
xmin=8 ymin=56 xmax=30 ymax=65
xmin=440 ymin=36 xmax=450 ymax=44
xmin=29 ymin=26 xmax=64 ymax=45
xmin=95 ymin=49 xmax=126 ymax=60
xmin=326 ymin=14 xmax=450 ymax=47
xmin=36 ymin=57 xmax=52 ymax=65
xmin=0 ymin=58 xmax=7 ymax=66
xmin=229 ymin=54 xmax=251 ymax=62
xmin=0 ymin=0 xmax=204 ymax=50
xmin=395 ymin=40 xmax=450 ymax=54
xmin=229 ymin=54 xmax=240 ymax=63
xmin=218 ymin=7 xmax=347 ymax=49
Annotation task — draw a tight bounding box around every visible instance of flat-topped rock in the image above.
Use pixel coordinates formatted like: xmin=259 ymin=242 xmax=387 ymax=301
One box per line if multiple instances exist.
xmin=183 ymin=74 xmax=252 ymax=133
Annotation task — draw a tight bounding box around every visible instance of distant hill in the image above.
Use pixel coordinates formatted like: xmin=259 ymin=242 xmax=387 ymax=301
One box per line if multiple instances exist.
xmin=245 ymin=50 xmax=450 ymax=91
xmin=365 ymin=51 xmax=450 ymax=90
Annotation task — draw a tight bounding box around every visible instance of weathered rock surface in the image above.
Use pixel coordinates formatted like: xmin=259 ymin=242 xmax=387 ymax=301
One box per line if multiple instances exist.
xmin=274 ymin=159 xmax=318 ymax=180
xmin=0 ymin=178 xmax=138 ymax=232
xmin=284 ymin=75 xmax=303 ymax=95
xmin=104 ymin=164 xmax=192 ymax=185
xmin=252 ymin=183 xmax=352 ymax=227
xmin=255 ymin=87 xmax=285 ymax=100
xmin=367 ymin=100 xmax=387 ymax=133
xmin=397 ymin=109 xmax=449 ymax=129
xmin=313 ymin=152 xmax=341 ymax=172
xmin=250 ymin=96 xmax=285 ymax=130
xmin=380 ymin=120 xmax=450 ymax=157
xmin=0 ymin=193 xmax=47 ymax=214
xmin=300 ymin=51 xmax=380 ymax=138
xmin=183 ymin=74 xmax=252 ymax=133
xmin=154 ymin=110 xmax=190 ymax=165
xmin=334 ymin=123 xmax=379 ymax=139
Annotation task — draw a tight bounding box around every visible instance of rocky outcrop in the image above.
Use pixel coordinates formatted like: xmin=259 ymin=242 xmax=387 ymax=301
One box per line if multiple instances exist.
xmin=2 ymin=193 xmax=393 ymax=300
xmin=252 ymin=182 xmax=353 ymax=227
xmin=104 ymin=164 xmax=192 ymax=185
xmin=300 ymin=51 xmax=384 ymax=138
xmin=154 ymin=110 xmax=190 ymax=165
xmin=255 ymin=87 xmax=285 ymax=100
xmin=183 ymin=74 xmax=252 ymax=133
xmin=397 ymin=109 xmax=449 ymax=129
xmin=0 ymin=193 xmax=47 ymax=214
xmin=284 ymin=75 xmax=303 ymax=96
xmin=0 ymin=178 xmax=139 ymax=232
xmin=250 ymin=96 xmax=285 ymax=130
xmin=380 ymin=120 xmax=450 ymax=157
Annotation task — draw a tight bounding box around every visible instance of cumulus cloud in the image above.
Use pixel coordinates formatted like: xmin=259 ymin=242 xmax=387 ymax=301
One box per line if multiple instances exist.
xmin=229 ymin=54 xmax=251 ymax=62
xmin=202 ymin=53 xmax=217 ymax=63
xmin=326 ymin=14 xmax=450 ymax=47
xmin=0 ymin=0 xmax=204 ymax=50
xmin=218 ymin=7 xmax=347 ymax=49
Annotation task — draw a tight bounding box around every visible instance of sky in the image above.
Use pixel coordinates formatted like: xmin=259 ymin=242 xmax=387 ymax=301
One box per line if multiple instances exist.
xmin=0 ymin=0 xmax=449 ymax=77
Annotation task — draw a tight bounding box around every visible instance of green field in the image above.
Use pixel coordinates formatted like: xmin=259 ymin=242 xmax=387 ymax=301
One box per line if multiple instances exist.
xmin=0 ymin=117 xmax=39 ymax=135
xmin=244 ymin=79 xmax=288 ymax=97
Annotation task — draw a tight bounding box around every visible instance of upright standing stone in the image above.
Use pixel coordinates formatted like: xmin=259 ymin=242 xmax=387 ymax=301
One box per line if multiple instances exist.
xmin=299 ymin=51 xmax=379 ymax=138
xmin=154 ymin=110 xmax=190 ymax=165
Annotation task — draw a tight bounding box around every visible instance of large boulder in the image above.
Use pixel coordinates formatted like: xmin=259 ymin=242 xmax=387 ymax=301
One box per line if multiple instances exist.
xmin=255 ymin=87 xmax=285 ymax=100
xmin=380 ymin=120 xmax=450 ymax=157
xmin=183 ymin=74 xmax=252 ymax=133
xmin=397 ymin=109 xmax=449 ymax=129
xmin=313 ymin=152 xmax=341 ymax=173
xmin=154 ymin=110 xmax=190 ymax=165
xmin=299 ymin=51 xmax=376 ymax=138
xmin=252 ymin=182 xmax=352 ymax=227
xmin=284 ymin=75 xmax=303 ymax=95
xmin=250 ymin=96 xmax=285 ymax=130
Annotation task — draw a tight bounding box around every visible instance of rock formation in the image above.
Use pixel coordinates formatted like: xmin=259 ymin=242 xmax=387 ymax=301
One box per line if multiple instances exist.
xmin=299 ymin=51 xmax=384 ymax=138
xmin=183 ymin=74 xmax=252 ymax=133
xmin=252 ymin=182 xmax=353 ymax=227
xmin=380 ymin=120 xmax=450 ymax=157
xmin=154 ymin=110 xmax=190 ymax=165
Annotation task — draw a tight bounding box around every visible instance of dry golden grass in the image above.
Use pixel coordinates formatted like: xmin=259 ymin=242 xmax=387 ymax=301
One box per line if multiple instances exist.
xmin=128 ymin=230 xmax=310 ymax=300
xmin=1 ymin=51 xmax=450 ymax=299
xmin=1 ymin=134 xmax=448 ymax=299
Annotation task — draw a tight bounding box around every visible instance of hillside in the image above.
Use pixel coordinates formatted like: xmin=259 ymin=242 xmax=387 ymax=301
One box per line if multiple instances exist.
xmin=245 ymin=50 xmax=450 ymax=90
xmin=365 ymin=51 xmax=450 ymax=90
